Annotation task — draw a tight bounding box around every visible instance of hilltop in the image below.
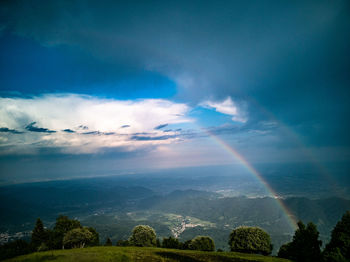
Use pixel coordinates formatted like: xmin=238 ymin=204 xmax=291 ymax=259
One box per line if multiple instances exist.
xmin=5 ymin=246 xmax=291 ymax=262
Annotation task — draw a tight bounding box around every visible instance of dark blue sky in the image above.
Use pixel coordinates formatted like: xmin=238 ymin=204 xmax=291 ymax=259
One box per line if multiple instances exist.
xmin=0 ymin=0 xmax=349 ymax=183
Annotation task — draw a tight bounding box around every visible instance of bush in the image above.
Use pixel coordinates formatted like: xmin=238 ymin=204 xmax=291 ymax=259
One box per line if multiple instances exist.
xmin=38 ymin=243 xmax=49 ymax=252
xmin=182 ymin=239 xmax=192 ymax=250
xmin=63 ymin=227 xmax=93 ymax=249
xmin=104 ymin=237 xmax=112 ymax=246
xmin=277 ymin=242 xmax=291 ymax=258
xmin=229 ymin=226 xmax=272 ymax=255
xmin=189 ymin=236 xmax=215 ymax=251
xmin=129 ymin=225 xmax=157 ymax=247
xmin=162 ymin=236 xmax=183 ymax=249
xmin=116 ymin=240 xmax=130 ymax=246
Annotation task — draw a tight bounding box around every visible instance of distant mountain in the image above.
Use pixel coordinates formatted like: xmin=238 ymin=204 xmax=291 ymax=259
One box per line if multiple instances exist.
xmin=1 ymin=175 xmax=349 ymax=252
xmin=285 ymin=197 xmax=350 ymax=237
xmin=0 ymin=183 xmax=155 ymax=234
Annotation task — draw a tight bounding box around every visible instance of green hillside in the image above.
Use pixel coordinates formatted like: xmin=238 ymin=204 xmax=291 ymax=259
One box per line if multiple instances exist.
xmin=6 ymin=246 xmax=291 ymax=262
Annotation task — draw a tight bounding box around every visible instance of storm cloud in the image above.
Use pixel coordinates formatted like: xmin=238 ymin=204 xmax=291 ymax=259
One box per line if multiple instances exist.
xmin=1 ymin=0 xmax=349 ymax=146
xmin=0 ymin=1 xmax=349 ymax=182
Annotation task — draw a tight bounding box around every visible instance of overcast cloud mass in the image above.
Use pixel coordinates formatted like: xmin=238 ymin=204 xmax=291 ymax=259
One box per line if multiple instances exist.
xmin=0 ymin=0 xmax=349 ymax=183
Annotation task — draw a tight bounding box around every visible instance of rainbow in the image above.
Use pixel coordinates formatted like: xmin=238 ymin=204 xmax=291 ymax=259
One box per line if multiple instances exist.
xmin=205 ymin=129 xmax=298 ymax=230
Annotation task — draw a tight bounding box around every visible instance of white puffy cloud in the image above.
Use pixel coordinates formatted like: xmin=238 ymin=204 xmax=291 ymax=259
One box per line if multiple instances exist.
xmin=200 ymin=97 xmax=247 ymax=123
xmin=0 ymin=94 xmax=192 ymax=154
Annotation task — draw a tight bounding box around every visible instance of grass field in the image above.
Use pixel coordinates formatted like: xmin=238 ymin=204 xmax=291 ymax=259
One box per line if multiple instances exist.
xmin=6 ymin=246 xmax=292 ymax=262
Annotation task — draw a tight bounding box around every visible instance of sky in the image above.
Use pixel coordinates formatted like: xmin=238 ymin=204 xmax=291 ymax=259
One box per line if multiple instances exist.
xmin=0 ymin=0 xmax=349 ymax=184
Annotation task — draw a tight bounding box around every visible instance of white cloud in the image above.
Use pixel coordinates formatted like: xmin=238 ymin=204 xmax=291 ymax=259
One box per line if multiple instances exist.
xmin=0 ymin=94 xmax=192 ymax=153
xmin=200 ymin=97 xmax=247 ymax=123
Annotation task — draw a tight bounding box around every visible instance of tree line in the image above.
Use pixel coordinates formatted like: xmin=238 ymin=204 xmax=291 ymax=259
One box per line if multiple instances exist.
xmin=0 ymin=215 xmax=99 ymax=260
xmin=1 ymin=211 xmax=349 ymax=261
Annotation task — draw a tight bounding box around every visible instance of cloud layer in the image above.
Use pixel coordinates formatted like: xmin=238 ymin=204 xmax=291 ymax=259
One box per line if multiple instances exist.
xmin=0 ymin=94 xmax=191 ymax=154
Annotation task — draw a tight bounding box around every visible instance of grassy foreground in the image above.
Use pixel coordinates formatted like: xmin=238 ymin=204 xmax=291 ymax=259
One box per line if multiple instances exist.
xmin=6 ymin=246 xmax=291 ymax=262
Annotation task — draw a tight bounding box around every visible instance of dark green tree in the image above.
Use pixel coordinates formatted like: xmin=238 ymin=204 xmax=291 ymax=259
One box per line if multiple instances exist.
xmin=86 ymin=227 xmax=99 ymax=246
xmin=162 ymin=236 xmax=183 ymax=249
xmin=229 ymin=226 xmax=272 ymax=255
xmin=54 ymin=215 xmax=81 ymax=235
xmin=323 ymin=211 xmax=350 ymax=262
xmin=323 ymin=248 xmax=347 ymax=262
xmin=104 ymin=237 xmax=113 ymax=246
xmin=189 ymin=236 xmax=215 ymax=251
xmin=278 ymin=221 xmax=322 ymax=262
xmin=50 ymin=215 xmax=82 ymax=249
xmin=129 ymin=225 xmax=157 ymax=247
xmin=31 ymin=218 xmax=47 ymax=249
xmin=0 ymin=240 xmax=32 ymax=260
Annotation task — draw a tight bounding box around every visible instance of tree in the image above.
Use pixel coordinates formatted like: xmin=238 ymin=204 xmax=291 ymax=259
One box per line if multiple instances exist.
xmin=31 ymin=218 xmax=47 ymax=249
xmin=323 ymin=211 xmax=350 ymax=262
xmin=52 ymin=215 xmax=82 ymax=249
xmin=0 ymin=240 xmax=32 ymax=261
xmin=323 ymin=248 xmax=347 ymax=262
xmin=54 ymin=215 xmax=81 ymax=235
xmin=62 ymin=227 xmax=93 ymax=249
xmin=105 ymin=237 xmax=112 ymax=246
xmin=129 ymin=225 xmax=157 ymax=247
xmin=189 ymin=236 xmax=215 ymax=251
xmin=86 ymin=227 xmax=99 ymax=246
xmin=229 ymin=226 xmax=272 ymax=255
xmin=162 ymin=236 xmax=183 ymax=249
xmin=277 ymin=221 xmax=322 ymax=262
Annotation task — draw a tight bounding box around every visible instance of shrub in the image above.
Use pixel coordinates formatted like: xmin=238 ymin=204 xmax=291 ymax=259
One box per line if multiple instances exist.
xmin=229 ymin=226 xmax=272 ymax=255
xmin=63 ymin=227 xmax=93 ymax=249
xmin=104 ymin=237 xmax=112 ymax=246
xmin=38 ymin=243 xmax=49 ymax=252
xmin=162 ymin=236 xmax=182 ymax=249
xmin=182 ymin=239 xmax=192 ymax=250
xmin=129 ymin=225 xmax=157 ymax=247
xmin=189 ymin=236 xmax=215 ymax=251
xmin=116 ymin=240 xmax=130 ymax=246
